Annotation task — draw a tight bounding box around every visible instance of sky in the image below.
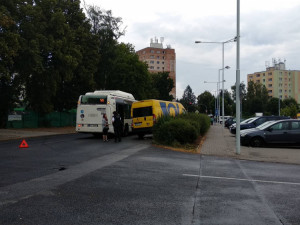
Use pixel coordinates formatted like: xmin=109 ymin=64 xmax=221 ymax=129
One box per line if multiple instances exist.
xmin=82 ymin=0 xmax=300 ymax=99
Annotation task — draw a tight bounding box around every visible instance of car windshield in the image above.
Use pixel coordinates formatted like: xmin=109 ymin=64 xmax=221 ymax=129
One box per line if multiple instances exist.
xmin=257 ymin=121 xmax=276 ymax=130
xmin=256 ymin=120 xmax=277 ymax=130
xmin=241 ymin=117 xmax=256 ymax=124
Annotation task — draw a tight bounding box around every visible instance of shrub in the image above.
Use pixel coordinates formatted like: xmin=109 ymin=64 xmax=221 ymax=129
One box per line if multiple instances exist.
xmin=153 ymin=113 xmax=210 ymax=147
xmin=154 ymin=119 xmax=197 ymax=145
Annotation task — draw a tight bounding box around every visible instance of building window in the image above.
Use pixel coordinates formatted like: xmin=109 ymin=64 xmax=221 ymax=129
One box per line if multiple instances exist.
xmin=263 ymin=79 xmax=265 ymax=82
xmin=157 ymin=61 xmax=160 ymax=64
xmin=279 ymin=77 xmax=282 ymax=81
xmin=150 ymin=66 xmax=154 ymax=69
xmin=268 ymin=84 xmax=272 ymax=87
xmin=256 ymin=74 xmax=260 ymax=77
xmin=150 ymin=61 xmax=154 ymax=64
xmin=150 ymin=50 xmax=154 ymax=53
xmin=157 ymin=67 xmax=160 ymax=69
xmin=142 ymin=51 xmax=146 ymax=54
xmin=256 ymin=80 xmax=260 ymax=83
xmin=279 ymin=89 xmax=282 ymax=93
xmin=268 ymin=78 xmax=272 ymax=81
xmin=249 ymin=76 xmax=253 ymax=79
xmin=157 ymin=56 xmax=160 ymax=59
xmin=157 ymin=51 xmax=160 ymax=54
xmin=162 ymin=62 xmax=165 ymax=64
xmin=268 ymin=90 xmax=272 ymax=93
xmin=162 ymin=51 xmax=165 ymax=54
xmin=162 ymin=56 xmax=165 ymax=59
xmin=263 ymin=73 xmax=265 ymax=76
xmin=150 ymin=55 xmax=154 ymax=59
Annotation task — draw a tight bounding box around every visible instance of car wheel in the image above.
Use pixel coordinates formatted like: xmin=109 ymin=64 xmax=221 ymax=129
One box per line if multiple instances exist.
xmin=250 ymin=137 xmax=264 ymax=147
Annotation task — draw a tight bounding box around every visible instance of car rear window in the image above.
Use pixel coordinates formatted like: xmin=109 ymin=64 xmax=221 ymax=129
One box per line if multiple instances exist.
xmin=133 ymin=107 xmax=152 ymax=117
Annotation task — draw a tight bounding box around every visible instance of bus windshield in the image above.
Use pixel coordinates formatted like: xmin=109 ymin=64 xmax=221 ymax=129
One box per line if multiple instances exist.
xmin=81 ymin=95 xmax=107 ymax=105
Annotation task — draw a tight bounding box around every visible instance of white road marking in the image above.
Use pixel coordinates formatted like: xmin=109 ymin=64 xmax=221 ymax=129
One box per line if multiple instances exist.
xmin=183 ymin=174 xmax=300 ymax=186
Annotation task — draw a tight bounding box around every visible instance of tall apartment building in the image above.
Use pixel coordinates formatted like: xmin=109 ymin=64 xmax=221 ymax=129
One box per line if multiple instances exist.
xmin=247 ymin=60 xmax=300 ymax=103
xmin=136 ymin=37 xmax=176 ymax=99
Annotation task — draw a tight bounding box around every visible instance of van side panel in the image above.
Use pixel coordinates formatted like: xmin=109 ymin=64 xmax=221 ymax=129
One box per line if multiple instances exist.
xmin=131 ymin=100 xmax=186 ymax=136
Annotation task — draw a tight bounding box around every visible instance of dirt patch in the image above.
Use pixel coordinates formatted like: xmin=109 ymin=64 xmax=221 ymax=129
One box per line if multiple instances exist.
xmin=153 ymin=135 xmax=206 ymax=154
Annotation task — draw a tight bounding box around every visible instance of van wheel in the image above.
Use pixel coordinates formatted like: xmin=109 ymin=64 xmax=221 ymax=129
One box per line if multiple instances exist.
xmin=250 ymin=137 xmax=264 ymax=147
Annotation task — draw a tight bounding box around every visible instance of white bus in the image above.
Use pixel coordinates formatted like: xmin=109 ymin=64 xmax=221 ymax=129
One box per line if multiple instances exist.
xmin=76 ymin=90 xmax=136 ymax=136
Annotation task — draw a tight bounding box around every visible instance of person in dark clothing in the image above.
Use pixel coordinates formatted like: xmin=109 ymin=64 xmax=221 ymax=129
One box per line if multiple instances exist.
xmin=112 ymin=111 xmax=123 ymax=142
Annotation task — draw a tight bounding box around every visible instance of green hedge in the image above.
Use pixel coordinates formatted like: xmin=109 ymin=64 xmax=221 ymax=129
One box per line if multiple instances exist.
xmin=153 ymin=113 xmax=210 ymax=147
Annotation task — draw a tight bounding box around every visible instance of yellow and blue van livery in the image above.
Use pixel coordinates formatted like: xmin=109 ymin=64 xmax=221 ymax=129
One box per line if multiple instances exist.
xmin=131 ymin=99 xmax=186 ymax=138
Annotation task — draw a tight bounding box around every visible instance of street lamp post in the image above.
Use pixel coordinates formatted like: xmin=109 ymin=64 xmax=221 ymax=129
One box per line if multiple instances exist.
xmin=219 ymin=66 xmax=230 ymax=128
xmin=236 ymin=0 xmax=241 ymax=155
xmin=195 ymin=38 xmax=235 ymax=127
xmin=204 ymin=80 xmax=225 ymax=123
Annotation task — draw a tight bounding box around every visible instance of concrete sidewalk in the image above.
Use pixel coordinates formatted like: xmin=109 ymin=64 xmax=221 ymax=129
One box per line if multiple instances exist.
xmin=200 ymin=123 xmax=300 ymax=165
xmin=0 ymin=127 xmax=76 ymax=141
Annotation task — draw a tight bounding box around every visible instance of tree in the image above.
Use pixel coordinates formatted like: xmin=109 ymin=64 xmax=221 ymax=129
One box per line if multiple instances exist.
xmin=222 ymin=90 xmax=234 ymax=116
xmin=266 ymin=98 xmax=280 ymax=115
xmin=282 ymin=98 xmax=299 ymax=109
xmin=180 ymin=85 xmax=196 ymax=112
xmin=197 ymin=91 xmax=214 ymax=114
xmin=106 ymin=43 xmax=152 ymax=100
xmin=150 ymin=72 xmax=174 ymax=101
xmin=0 ymin=0 xmax=22 ymax=127
xmin=244 ymin=81 xmax=269 ymax=115
xmin=281 ymin=104 xmax=298 ymax=118
xmin=85 ymin=5 xmax=125 ymax=91
xmin=11 ymin=0 xmax=98 ymax=113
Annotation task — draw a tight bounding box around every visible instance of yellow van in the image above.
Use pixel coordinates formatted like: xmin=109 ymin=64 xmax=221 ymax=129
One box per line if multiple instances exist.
xmin=131 ymin=99 xmax=186 ymax=138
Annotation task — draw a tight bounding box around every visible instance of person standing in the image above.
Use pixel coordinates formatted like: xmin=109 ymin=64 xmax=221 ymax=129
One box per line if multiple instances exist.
xmin=102 ymin=113 xmax=109 ymax=142
xmin=112 ymin=111 xmax=122 ymax=142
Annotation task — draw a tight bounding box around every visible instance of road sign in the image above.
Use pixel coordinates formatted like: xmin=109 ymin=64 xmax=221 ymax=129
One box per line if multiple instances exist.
xmin=19 ymin=139 xmax=29 ymax=148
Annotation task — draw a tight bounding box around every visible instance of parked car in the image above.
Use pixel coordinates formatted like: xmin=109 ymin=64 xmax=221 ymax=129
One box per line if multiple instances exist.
xmin=219 ymin=116 xmax=231 ymax=124
xmin=240 ymin=119 xmax=300 ymax=147
xmin=229 ymin=116 xmax=289 ymax=134
xmin=225 ymin=117 xmax=246 ymax=128
xmin=225 ymin=117 xmax=234 ymax=128
xmin=229 ymin=117 xmax=257 ymax=133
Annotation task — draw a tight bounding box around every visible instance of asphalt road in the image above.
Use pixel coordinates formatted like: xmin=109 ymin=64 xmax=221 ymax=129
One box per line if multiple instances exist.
xmin=0 ymin=133 xmax=300 ymax=224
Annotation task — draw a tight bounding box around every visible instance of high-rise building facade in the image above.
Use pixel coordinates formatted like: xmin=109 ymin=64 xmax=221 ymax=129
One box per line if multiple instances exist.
xmin=247 ymin=61 xmax=300 ymax=103
xmin=136 ymin=37 xmax=176 ymax=99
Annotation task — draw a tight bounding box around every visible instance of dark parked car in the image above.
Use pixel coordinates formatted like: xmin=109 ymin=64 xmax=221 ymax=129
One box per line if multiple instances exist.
xmin=229 ymin=116 xmax=289 ymax=134
xmin=240 ymin=119 xmax=300 ymax=147
xmin=225 ymin=117 xmax=247 ymax=128
xmin=225 ymin=117 xmax=235 ymax=128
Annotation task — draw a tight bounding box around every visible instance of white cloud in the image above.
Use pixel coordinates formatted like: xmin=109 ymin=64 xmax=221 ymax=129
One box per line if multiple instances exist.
xmin=83 ymin=0 xmax=300 ymax=98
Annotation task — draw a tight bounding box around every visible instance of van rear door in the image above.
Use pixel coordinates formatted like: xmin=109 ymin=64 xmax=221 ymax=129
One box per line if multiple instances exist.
xmin=132 ymin=106 xmax=154 ymax=129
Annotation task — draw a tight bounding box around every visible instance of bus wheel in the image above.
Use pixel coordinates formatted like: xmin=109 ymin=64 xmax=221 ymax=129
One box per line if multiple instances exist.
xmin=138 ymin=134 xmax=144 ymax=139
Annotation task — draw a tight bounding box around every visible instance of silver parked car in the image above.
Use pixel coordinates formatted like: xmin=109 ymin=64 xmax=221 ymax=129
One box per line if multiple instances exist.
xmin=240 ymin=119 xmax=300 ymax=147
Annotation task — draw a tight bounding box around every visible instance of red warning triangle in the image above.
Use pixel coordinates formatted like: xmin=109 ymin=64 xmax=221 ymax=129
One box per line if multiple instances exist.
xmin=19 ymin=139 xmax=29 ymax=148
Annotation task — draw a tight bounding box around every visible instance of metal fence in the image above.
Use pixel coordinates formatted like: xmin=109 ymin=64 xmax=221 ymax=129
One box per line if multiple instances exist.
xmin=7 ymin=110 xmax=76 ymax=128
